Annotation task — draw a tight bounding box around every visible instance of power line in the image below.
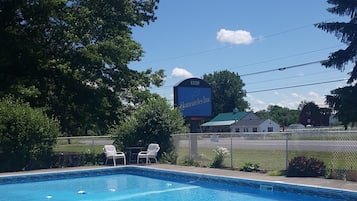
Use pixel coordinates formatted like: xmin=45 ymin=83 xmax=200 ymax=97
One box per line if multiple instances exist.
xmin=247 ymin=79 xmax=347 ymax=94
xmin=134 ymin=16 xmax=343 ymax=66
xmin=245 ymin=70 xmax=334 ymax=85
xmin=227 ymin=45 xmax=342 ymax=71
xmin=240 ymin=60 xmax=326 ymax=77
xmin=152 ymin=59 xmax=336 ymax=90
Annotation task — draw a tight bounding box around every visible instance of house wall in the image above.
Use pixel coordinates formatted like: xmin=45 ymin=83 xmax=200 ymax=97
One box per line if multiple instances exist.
xmin=232 ymin=119 xmax=280 ymax=133
xmin=258 ymin=119 xmax=280 ymax=132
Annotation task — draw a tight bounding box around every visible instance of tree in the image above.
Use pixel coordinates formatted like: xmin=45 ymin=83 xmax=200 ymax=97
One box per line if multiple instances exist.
xmin=315 ymin=0 xmax=357 ymax=128
xmin=326 ymin=86 xmax=357 ymax=128
xmin=299 ymin=102 xmax=331 ymax=127
xmin=0 ymin=0 xmax=163 ymax=136
xmin=202 ymin=70 xmax=249 ymax=117
xmin=0 ymin=97 xmax=61 ymax=172
xmin=110 ymin=97 xmax=188 ymax=157
xmin=256 ymin=105 xmax=299 ymax=127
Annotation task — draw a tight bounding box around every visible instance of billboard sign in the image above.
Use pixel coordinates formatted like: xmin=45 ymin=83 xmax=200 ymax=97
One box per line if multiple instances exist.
xmin=174 ymin=78 xmax=212 ymax=117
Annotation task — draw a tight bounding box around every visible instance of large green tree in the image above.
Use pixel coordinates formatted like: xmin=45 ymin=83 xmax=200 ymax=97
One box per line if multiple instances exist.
xmin=315 ymin=0 xmax=357 ymax=128
xmin=256 ymin=105 xmax=299 ymax=127
xmin=0 ymin=0 xmax=164 ymax=135
xmin=203 ymin=70 xmax=249 ymax=117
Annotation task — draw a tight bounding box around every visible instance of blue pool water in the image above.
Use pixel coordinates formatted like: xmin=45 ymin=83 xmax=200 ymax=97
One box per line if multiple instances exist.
xmin=0 ymin=166 xmax=356 ymax=201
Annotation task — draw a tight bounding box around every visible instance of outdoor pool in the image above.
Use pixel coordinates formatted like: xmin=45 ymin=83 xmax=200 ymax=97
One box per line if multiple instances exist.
xmin=0 ymin=166 xmax=356 ymax=201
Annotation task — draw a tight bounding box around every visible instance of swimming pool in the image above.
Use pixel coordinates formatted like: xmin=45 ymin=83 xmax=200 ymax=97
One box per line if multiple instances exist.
xmin=0 ymin=166 xmax=356 ymax=201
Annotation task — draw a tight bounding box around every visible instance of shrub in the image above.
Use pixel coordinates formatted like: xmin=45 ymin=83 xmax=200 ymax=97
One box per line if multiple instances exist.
xmin=110 ymin=97 xmax=188 ymax=157
xmin=240 ymin=162 xmax=260 ymax=172
xmin=0 ymin=97 xmax=61 ymax=172
xmin=286 ymin=156 xmax=326 ymax=177
xmin=209 ymin=146 xmax=229 ymax=168
xmin=181 ymin=158 xmax=200 ymax=167
xmin=160 ymin=151 xmax=178 ymax=164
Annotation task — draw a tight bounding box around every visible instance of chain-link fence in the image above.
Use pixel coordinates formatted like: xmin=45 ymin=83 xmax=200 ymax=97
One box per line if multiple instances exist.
xmin=53 ymin=129 xmax=357 ymax=180
xmin=172 ymin=128 xmax=357 ymax=180
xmin=55 ymin=136 xmax=114 ymax=154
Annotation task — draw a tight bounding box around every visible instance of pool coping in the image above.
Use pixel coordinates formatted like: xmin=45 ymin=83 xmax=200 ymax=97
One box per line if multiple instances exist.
xmin=1 ymin=165 xmax=357 ymax=200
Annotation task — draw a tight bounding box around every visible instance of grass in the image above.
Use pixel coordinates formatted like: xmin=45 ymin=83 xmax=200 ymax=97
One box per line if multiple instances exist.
xmin=176 ymin=147 xmax=357 ymax=171
xmin=54 ymin=144 xmax=104 ymax=154
xmin=54 ymin=138 xmax=357 ymax=172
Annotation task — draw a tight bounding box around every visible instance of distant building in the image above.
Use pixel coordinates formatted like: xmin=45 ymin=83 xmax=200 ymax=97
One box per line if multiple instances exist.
xmin=200 ymin=111 xmax=280 ymax=133
xmin=287 ymin=123 xmax=305 ymax=130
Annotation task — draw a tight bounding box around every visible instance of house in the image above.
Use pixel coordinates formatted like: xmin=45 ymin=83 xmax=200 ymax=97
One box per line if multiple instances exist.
xmin=200 ymin=111 xmax=280 ymax=133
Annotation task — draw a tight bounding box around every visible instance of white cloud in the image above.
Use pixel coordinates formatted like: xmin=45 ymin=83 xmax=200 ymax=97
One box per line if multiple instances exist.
xmin=216 ymin=29 xmax=254 ymax=45
xmin=291 ymin=93 xmax=300 ymax=98
xmin=245 ymin=94 xmax=267 ymax=111
xmin=171 ymin=67 xmax=193 ymax=78
xmin=307 ymin=91 xmax=327 ymax=107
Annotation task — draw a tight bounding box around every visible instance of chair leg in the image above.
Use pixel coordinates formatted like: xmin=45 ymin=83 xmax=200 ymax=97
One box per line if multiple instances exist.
xmin=123 ymin=157 xmax=126 ymax=165
xmin=113 ymin=156 xmax=116 ymax=166
xmin=105 ymin=158 xmax=108 ymax=165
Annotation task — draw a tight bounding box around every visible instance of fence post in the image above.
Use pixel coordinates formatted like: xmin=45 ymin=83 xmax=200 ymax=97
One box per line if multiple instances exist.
xmin=285 ymin=132 xmax=289 ymax=170
xmin=91 ymin=136 xmax=95 ymax=153
xmin=230 ymin=133 xmax=233 ymax=169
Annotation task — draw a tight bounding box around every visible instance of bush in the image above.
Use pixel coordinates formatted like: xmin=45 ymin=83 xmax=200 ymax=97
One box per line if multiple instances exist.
xmin=209 ymin=147 xmax=229 ymax=168
xmin=181 ymin=158 xmax=200 ymax=167
xmin=160 ymin=151 xmax=178 ymax=164
xmin=286 ymin=156 xmax=326 ymax=177
xmin=110 ymin=97 xmax=188 ymax=157
xmin=0 ymin=97 xmax=61 ymax=172
xmin=51 ymin=152 xmax=105 ymax=167
xmin=240 ymin=162 xmax=260 ymax=172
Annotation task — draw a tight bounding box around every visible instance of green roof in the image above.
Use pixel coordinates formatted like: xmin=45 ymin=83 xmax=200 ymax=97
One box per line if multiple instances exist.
xmin=210 ymin=112 xmax=249 ymax=122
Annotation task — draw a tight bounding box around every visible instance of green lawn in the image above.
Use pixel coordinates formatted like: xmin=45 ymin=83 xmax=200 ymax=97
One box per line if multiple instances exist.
xmin=54 ymin=142 xmax=357 ymax=172
xmin=176 ymin=147 xmax=357 ymax=171
xmin=54 ymin=144 xmax=104 ymax=154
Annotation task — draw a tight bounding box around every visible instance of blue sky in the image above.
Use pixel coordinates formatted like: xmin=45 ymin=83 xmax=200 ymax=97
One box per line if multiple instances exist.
xmin=129 ymin=0 xmax=351 ymax=112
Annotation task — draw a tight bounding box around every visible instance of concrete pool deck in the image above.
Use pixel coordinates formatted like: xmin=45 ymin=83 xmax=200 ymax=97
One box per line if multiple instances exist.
xmin=1 ymin=164 xmax=356 ymax=192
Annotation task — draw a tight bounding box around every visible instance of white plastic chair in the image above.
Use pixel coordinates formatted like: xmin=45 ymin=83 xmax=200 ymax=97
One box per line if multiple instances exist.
xmin=103 ymin=145 xmax=126 ymax=166
xmin=137 ymin=143 xmax=160 ymax=164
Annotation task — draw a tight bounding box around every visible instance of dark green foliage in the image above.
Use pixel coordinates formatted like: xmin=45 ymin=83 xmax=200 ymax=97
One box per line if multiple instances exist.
xmin=240 ymin=162 xmax=261 ymax=172
xmin=0 ymin=97 xmax=61 ymax=172
xmin=181 ymin=159 xmax=200 ymax=167
xmin=111 ymin=97 xmax=188 ymax=157
xmin=299 ymin=102 xmax=331 ymax=127
xmin=286 ymin=156 xmax=326 ymax=177
xmin=203 ymin=70 xmax=249 ymax=116
xmin=160 ymin=151 xmax=178 ymax=165
xmin=0 ymin=0 xmax=163 ymax=136
xmin=326 ymin=85 xmax=357 ymax=128
xmin=256 ymin=105 xmax=299 ymax=127
xmin=315 ymin=0 xmax=357 ymax=127
xmin=51 ymin=152 xmax=105 ymax=168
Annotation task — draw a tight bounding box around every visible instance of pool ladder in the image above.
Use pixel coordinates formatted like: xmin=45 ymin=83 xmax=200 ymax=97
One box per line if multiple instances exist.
xmin=260 ymin=185 xmax=274 ymax=192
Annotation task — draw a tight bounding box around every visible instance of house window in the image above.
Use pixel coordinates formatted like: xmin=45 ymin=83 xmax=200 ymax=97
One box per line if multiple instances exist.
xmin=253 ymin=127 xmax=257 ymax=132
xmin=235 ymin=128 xmax=240 ymax=132
xmin=268 ymin=127 xmax=273 ymax=132
xmin=243 ymin=128 xmax=248 ymax=132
